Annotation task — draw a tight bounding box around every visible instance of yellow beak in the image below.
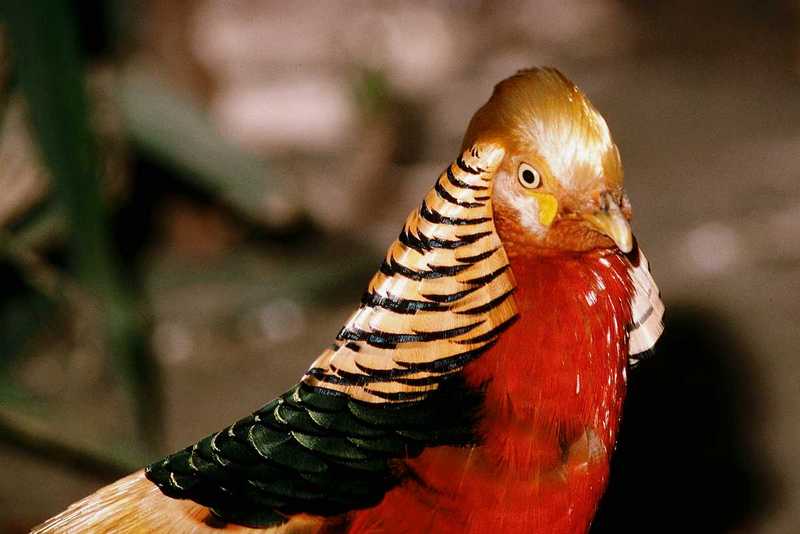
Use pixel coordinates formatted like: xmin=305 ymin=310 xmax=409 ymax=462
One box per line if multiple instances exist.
xmin=583 ymin=196 xmax=633 ymax=253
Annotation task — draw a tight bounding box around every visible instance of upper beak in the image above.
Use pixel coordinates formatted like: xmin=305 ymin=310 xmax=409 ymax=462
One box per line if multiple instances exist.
xmin=582 ymin=193 xmax=633 ymax=253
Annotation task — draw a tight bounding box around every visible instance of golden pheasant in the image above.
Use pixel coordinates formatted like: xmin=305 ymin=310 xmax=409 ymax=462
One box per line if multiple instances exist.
xmin=34 ymin=67 xmax=663 ymax=534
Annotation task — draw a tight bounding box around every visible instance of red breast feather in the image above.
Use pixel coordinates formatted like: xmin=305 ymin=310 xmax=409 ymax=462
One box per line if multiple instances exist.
xmin=348 ymin=252 xmax=634 ymax=534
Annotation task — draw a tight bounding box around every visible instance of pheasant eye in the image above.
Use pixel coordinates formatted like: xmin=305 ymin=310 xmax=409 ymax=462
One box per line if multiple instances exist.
xmin=518 ymin=163 xmax=542 ymax=189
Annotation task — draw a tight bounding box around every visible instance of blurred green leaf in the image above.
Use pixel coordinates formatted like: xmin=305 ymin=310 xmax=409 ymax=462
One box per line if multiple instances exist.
xmin=8 ymin=200 xmax=67 ymax=251
xmin=0 ymin=411 xmax=140 ymax=481
xmin=0 ymin=375 xmax=36 ymax=408
xmin=147 ymin=247 xmax=377 ymax=314
xmin=3 ymin=2 xmax=108 ymax=287
xmin=0 ymin=291 xmax=54 ymax=368
xmin=120 ymin=69 xmax=301 ymax=228
xmin=352 ymin=68 xmax=393 ymax=118
xmin=4 ymin=1 xmax=162 ymax=451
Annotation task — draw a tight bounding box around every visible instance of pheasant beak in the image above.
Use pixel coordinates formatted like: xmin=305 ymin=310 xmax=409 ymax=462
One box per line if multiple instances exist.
xmin=582 ymin=193 xmax=633 ymax=253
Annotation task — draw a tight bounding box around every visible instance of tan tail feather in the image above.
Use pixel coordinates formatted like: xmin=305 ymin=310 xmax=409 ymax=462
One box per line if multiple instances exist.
xmin=31 ymin=471 xmax=326 ymax=534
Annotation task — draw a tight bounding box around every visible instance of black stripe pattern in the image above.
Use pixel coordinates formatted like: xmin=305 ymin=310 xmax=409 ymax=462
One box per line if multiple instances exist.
xmin=306 ymin=143 xmax=516 ymax=403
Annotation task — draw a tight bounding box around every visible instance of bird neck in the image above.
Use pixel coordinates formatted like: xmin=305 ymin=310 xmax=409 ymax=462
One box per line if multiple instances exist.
xmin=465 ymin=250 xmax=635 ymax=455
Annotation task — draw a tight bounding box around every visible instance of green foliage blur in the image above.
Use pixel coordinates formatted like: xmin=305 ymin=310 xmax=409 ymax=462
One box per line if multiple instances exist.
xmin=0 ymin=1 xmax=381 ymax=480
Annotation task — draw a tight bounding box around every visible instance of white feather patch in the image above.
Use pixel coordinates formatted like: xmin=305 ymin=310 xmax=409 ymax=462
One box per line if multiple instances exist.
xmin=627 ymin=245 xmax=664 ymax=364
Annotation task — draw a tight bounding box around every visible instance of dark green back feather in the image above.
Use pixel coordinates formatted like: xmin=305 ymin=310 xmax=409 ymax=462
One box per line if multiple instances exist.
xmin=145 ymin=376 xmax=483 ymax=527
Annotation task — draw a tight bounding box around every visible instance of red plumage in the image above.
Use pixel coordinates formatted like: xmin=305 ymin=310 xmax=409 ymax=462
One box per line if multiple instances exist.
xmin=349 ymin=252 xmax=634 ymax=533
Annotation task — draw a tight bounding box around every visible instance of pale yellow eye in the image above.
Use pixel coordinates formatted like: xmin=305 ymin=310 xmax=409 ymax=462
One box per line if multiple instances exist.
xmin=517 ymin=163 xmax=542 ymax=189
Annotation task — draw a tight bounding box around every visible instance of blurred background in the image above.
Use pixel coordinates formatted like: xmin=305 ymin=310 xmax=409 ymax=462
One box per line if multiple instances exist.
xmin=0 ymin=1 xmax=798 ymax=532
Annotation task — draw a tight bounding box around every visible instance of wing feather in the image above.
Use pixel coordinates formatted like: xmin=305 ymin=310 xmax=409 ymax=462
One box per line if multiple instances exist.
xmin=143 ymin=143 xmax=509 ymax=528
